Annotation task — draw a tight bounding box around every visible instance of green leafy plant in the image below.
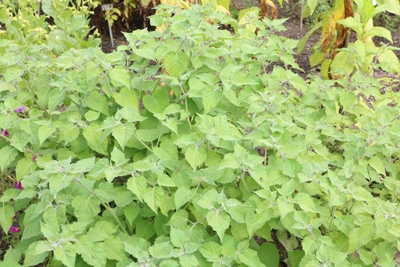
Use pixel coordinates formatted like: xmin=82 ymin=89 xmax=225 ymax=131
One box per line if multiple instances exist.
xmin=298 ymin=0 xmax=400 ymax=79
xmin=1 ymin=2 xmax=400 ymax=267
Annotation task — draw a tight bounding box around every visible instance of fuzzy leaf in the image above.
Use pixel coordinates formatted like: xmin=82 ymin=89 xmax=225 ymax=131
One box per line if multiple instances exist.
xmin=206 ymin=210 xmax=230 ymax=241
xmin=72 ymin=195 xmax=101 ymax=222
xmin=185 ymin=145 xmax=207 ymax=169
xmin=114 ymin=87 xmax=138 ymax=110
xmin=38 ymin=124 xmax=57 ymax=146
xmin=54 ymin=242 xmax=76 ymax=267
xmin=84 ymin=91 xmax=110 ymax=116
xmin=0 ymin=204 xmax=14 ymax=233
xmin=164 ymin=51 xmax=189 ymax=77
xmin=127 ymin=176 xmax=147 ymax=202
xmin=174 ymin=187 xmax=195 ymax=210
xmin=109 ymin=65 xmax=130 ymax=88
xmin=143 ymin=186 xmax=164 ymax=213
xmin=75 ymin=236 xmax=106 ymax=267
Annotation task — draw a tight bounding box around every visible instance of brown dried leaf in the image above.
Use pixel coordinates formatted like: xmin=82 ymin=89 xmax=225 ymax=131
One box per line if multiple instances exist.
xmin=260 ymin=0 xmax=277 ymax=19
xmin=344 ymin=0 xmax=354 ymax=17
xmin=335 ymin=24 xmax=348 ymax=48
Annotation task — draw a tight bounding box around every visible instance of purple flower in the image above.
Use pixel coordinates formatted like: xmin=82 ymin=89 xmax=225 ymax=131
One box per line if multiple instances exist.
xmin=32 ymin=155 xmax=37 ymax=162
xmin=14 ymin=181 xmax=23 ymax=190
xmin=9 ymin=224 xmax=20 ymax=233
xmin=0 ymin=74 xmax=3 ymax=78
xmin=3 ymin=129 xmax=9 ymax=136
xmin=14 ymin=106 xmax=25 ymax=113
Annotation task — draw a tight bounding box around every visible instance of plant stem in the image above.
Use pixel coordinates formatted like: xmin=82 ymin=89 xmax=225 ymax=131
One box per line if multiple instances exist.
xmin=73 ymin=177 xmax=128 ymax=234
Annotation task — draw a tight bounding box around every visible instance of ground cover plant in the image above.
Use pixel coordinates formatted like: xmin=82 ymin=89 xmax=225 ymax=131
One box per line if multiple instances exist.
xmin=0 ymin=0 xmax=400 ymax=266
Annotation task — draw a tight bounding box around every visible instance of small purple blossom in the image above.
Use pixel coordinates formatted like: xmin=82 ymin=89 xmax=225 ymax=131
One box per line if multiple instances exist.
xmin=0 ymin=73 xmax=3 ymax=78
xmin=14 ymin=106 xmax=25 ymax=113
xmin=32 ymin=155 xmax=37 ymax=162
xmin=9 ymin=224 xmax=20 ymax=233
xmin=14 ymin=181 xmax=23 ymax=190
xmin=3 ymin=129 xmax=9 ymax=136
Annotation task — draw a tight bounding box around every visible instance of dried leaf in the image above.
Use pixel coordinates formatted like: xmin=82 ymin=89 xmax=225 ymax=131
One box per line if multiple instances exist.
xmin=260 ymin=0 xmax=277 ymax=19
xmin=344 ymin=0 xmax=354 ymax=17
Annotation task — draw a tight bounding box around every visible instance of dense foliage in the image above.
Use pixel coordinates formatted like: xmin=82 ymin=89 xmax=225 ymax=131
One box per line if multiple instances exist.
xmin=0 ymin=1 xmax=400 ymax=267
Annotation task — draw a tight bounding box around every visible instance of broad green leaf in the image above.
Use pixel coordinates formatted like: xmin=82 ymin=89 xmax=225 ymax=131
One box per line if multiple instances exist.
xmin=239 ymin=248 xmax=264 ymax=267
xmin=112 ymin=122 xmax=136 ymax=149
xmin=0 ymin=204 xmax=14 ymax=233
xmin=16 ymin=158 xmax=36 ymax=180
xmin=114 ymin=87 xmax=138 ymax=110
xmin=164 ymin=51 xmax=189 ymax=77
xmin=202 ymin=88 xmax=222 ymax=113
xmin=199 ymin=242 xmax=221 ymax=262
xmin=82 ymin=123 xmax=108 ymax=155
xmin=123 ymin=237 xmax=151 ymax=261
xmin=23 ymin=241 xmax=50 ymax=267
xmin=378 ymin=50 xmax=400 ymax=75
xmin=48 ymin=173 xmax=74 ymax=196
xmin=179 ymin=253 xmax=199 ymax=267
xmin=214 ymin=121 xmax=242 ymax=141
xmin=59 ymin=124 xmax=80 ymax=144
xmin=149 ymin=241 xmax=179 ymax=259
xmin=72 ymin=157 xmax=96 ymax=173
xmin=85 ymin=110 xmax=100 ymax=122
xmin=196 ymin=188 xmax=219 ymax=210
xmin=72 ymin=195 xmax=101 ymax=222
xmin=348 ymin=225 xmax=375 ymax=252
xmin=277 ymin=197 xmax=294 ymax=218
xmin=294 ymin=192 xmax=319 ymax=213
xmin=22 ymin=204 xmax=43 ymax=240
xmin=174 ymin=187 xmax=195 ymax=210
xmin=287 ymin=250 xmax=305 ymax=267
xmin=364 ymin=26 xmax=392 ymax=42
xmin=127 ymin=176 xmax=147 ymax=202
xmin=309 ymin=50 xmax=325 ymax=67
xmin=84 ymin=91 xmax=110 ymax=116
xmin=109 ymin=65 xmax=130 ymax=88
xmin=330 ymin=51 xmax=354 ymax=79
xmin=103 ymin=238 xmax=125 ymax=261
xmin=339 ymin=90 xmax=356 ymax=112
xmin=185 ymin=145 xmax=207 ymax=169
xmin=368 ymin=157 xmax=385 ymax=175
xmin=258 ymin=242 xmax=280 ymax=266
xmin=54 ymin=242 xmax=76 ymax=267
xmin=38 ymin=124 xmax=57 ymax=146
xmin=75 ymin=236 xmax=106 ymax=267
xmin=170 ymin=227 xmax=190 ymax=248
xmin=206 ymin=209 xmax=230 ymax=241
xmin=142 ymin=89 xmax=170 ymax=114
xmin=143 ymin=186 xmax=164 ymax=213
xmin=136 ymin=219 xmax=156 ymax=240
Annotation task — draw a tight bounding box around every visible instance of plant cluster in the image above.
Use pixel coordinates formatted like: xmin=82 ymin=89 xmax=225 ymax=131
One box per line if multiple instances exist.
xmin=1 ymin=1 xmax=400 ymax=267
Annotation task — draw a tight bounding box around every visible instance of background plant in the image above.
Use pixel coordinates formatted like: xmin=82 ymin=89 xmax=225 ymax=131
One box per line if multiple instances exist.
xmin=1 ymin=2 xmax=400 ymax=267
xmin=298 ymin=0 xmax=400 ymax=79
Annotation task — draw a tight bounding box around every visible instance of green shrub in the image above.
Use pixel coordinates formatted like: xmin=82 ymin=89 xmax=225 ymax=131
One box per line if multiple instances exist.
xmin=0 ymin=3 xmax=399 ymax=267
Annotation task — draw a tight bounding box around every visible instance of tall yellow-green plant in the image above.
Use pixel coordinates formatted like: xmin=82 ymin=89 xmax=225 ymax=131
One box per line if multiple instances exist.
xmin=298 ymin=0 xmax=400 ymax=79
